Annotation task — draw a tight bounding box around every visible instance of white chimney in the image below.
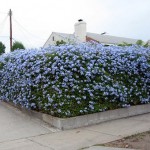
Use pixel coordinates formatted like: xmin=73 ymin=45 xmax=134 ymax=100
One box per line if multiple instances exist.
xmin=74 ymin=19 xmax=86 ymax=42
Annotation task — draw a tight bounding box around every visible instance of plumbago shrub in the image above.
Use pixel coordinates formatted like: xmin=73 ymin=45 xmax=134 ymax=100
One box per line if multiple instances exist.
xmin=0 ymin=43 xmax=150 ymax=118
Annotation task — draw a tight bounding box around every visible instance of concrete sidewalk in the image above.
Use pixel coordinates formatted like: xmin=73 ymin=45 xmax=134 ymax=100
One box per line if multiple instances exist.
xmin=84 ymin=146 xmax=135 ymax=150
xmin=0 ymin=101 xmax=150 ymax=150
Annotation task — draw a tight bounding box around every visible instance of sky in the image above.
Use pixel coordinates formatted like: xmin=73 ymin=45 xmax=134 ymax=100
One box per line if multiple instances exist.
xmin=0 ymin=0 xmax=150 ymax=53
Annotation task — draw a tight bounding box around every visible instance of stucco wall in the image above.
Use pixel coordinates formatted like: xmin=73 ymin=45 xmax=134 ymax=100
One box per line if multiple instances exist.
xmin=43 ymin=33 xmax=66 ymax=48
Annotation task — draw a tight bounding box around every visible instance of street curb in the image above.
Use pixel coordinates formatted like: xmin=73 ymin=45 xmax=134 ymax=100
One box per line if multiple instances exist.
xmin=3 ymin=102 xmax=150 ymax=130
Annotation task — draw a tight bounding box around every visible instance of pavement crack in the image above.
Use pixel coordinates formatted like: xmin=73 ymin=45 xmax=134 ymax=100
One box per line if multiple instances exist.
xmin=28 ymin=138 xmax=55 ymax=150
xmin=0 ymin=132 xmax=54 ymax=144
xmin=84 ymin=129 xmax=122 ymax=137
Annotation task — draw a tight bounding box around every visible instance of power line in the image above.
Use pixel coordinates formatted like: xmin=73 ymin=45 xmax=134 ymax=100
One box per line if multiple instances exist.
xmin=12 ymin=17 xmax=45 ymax=41
xmin=0 ymin=10 xmax=45 ymax=50
xmin=12 ymin=17 xmax=46 ymax=48
xmin=0 ymin=11 xmax=7 ymax=14
xmin=12 ymin=19 xmax=35 ymax=47
xmin=0 ymin=36 xmax=9 ymax=38
xmin=0 ymin=38 xmax=9 ymax=43
xmin=0 ymin=15 xmax=8 ymax=35
xmin=0 ymin=15 xmax=8 ymax=26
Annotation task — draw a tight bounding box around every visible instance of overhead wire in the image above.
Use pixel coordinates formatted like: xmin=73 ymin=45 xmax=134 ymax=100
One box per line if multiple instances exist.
xmin=12 ymin=16 xmax=46 ymax=48
xmin=0 ymin=15 xmax=9 ymax=35
xmin=0 ymin=10 xmax=45 ymax=50
xmin=12 ymin=16 xmax=45 ymax=41
xmin=0 ymin=11 xmax=7 ymax=14
xmin=0 ymin=11 xmax=10 ymax=51
xmin=12 ymin=17 xmax=35 ymax=47
xmin=0 ymin=36 xmax=9 ymax=38
xmin=0 ymin=15 xmax=8 ymax=26
xmin=1 ymin=37 xmax=9 ymax=43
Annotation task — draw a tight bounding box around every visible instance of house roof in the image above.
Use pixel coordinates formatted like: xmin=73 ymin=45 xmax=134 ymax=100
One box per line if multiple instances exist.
xmin=44 ymin=31 xmax=140 ymax=48
xmin=54 ymin=32 xmax=139 ymax=45
xmin=53 ymin=32 xmax=79 ymax=42
xmin=86 ymin=32 xmax=139 ymax=45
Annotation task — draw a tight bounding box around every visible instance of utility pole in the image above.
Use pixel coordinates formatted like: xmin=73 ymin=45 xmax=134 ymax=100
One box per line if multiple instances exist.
xmin=9 ymin=9 xmax=12 ymax=51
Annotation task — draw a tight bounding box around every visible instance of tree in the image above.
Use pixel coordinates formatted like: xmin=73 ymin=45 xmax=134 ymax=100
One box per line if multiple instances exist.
xmin=118 ymin=40 xmax=149 ymax=48
xmin=0 ymin=41 xmax=5 ymax=55
xmin=11 ymin=41 xmax=25 ymax=52
xmin=136 ymin=40 xmax=143 ymax=46
xmin=136 ymin=40 xmax=149 ymax=48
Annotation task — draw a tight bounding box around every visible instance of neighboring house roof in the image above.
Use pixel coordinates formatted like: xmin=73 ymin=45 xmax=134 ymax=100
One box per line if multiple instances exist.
xmin=86 ymin=32 xmax=139 ymax=45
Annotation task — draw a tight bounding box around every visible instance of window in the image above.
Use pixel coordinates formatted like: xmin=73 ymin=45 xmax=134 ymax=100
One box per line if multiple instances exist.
xmin=52 ymin=36 xmax=55 ymax=41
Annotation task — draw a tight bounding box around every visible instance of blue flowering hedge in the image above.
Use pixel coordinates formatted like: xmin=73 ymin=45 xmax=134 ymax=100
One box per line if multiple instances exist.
xmin=0 ymin=43 xmax=150 ymax=118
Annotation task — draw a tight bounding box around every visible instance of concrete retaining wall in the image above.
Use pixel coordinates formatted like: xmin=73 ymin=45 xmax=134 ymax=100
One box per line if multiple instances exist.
xmin=4 ymin=102 xmax=150 ymax=130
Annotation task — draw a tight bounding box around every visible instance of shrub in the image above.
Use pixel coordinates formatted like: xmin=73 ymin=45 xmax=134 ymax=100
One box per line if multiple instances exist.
xmin=56 ymin=40 xmax=66 ymax=46
xmin=118 ymin=40 xmax=149 ymax=48
xmin=11 ymin=41 xmax=25 ymax=52
xmin=0 ymin=43 xmax=149 ymax=118
xmin=0 ymin=41 xmax=5 ymax=55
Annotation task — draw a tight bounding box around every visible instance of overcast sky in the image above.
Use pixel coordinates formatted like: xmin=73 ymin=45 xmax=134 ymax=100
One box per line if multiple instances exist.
xmin=0 ymin=0 xmax=150 ymax=52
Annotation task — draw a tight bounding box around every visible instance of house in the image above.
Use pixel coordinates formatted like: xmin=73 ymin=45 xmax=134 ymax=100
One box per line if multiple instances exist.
xmin=43 ymin=19 xmax=140 ymax=48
